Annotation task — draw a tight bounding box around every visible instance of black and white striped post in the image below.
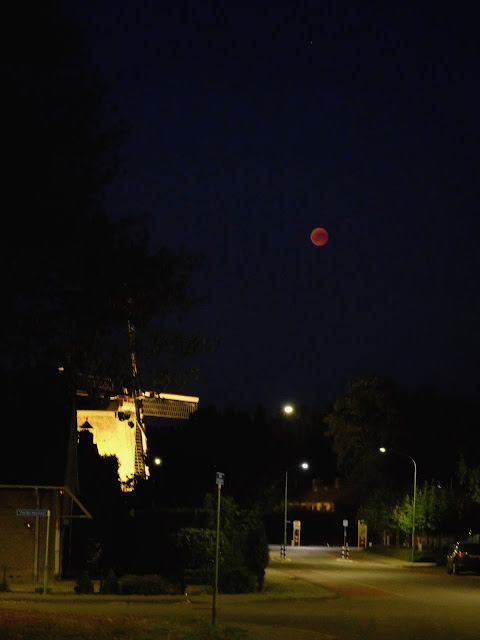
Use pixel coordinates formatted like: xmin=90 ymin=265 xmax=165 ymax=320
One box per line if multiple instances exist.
xmin=341 ymin=519 xmax=349 ymax=559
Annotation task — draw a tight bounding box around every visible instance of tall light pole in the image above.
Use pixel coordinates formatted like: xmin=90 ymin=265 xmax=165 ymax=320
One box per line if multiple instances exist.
xmin=282 ymin=467 xmax=288 ymax=558
xmin=280 ymin=404 xmax=293 ymax=559
xmin=380 ymin=447 xmax=417 ymax=561
xmin=280 ymin=404 xmax=309 ymax=558
xmin=281 ymin=461 xmax=309 ymax=558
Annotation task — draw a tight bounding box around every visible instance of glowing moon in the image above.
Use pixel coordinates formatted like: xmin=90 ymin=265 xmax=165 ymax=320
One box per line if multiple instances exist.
xmin=310 ymin=227 xmax=329 ymax=246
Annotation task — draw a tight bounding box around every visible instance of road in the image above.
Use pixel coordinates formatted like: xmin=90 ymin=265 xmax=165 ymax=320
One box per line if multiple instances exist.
xmin=211 ymin=545 xmax=480 ymax=640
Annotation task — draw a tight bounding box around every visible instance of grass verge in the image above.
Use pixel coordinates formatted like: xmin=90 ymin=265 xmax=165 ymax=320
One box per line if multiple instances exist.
xmin=0 ymin=608 xmax=255 ymax=640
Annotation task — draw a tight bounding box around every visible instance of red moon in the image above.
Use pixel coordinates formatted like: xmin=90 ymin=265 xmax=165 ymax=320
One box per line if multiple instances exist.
xmin=310 ymin=227 xmax=329 ymax=246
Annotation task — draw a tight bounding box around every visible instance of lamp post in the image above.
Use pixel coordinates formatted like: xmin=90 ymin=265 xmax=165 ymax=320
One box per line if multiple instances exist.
xmin=150 ymin=457 xmax=163 ymax=508
xmin=379 ymin=447 xmax=417 ymax=561
xmin=281 ymin=461 xmax=309 ymax=558
xmin=280 ymin=404 xmax=309 ymax=558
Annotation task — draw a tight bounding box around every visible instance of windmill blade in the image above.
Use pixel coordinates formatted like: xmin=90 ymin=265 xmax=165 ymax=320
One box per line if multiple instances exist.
xmin=140 ymin=392 xmax=199 ymax=420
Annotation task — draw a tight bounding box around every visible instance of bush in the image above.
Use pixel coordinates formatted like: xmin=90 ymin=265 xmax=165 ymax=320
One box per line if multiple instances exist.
xmin=183 ymin=567 xmax=212 ymax=586
xmin=219 ymin=566 xmax=258 ymax=594
xmin=100 ymin=569 xmax=120 ymax=594
xmin=74 ymin=570 xmax=94 ymax=594
xmin=35 ymin=586 xmax=52 ymax=594
xmin=119 ymin=574 xmax=180 ymax=595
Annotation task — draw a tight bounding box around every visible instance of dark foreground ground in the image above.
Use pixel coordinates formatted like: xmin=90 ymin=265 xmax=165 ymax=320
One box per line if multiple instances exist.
xmin=0 ymin=546 xmax=438 ymax=640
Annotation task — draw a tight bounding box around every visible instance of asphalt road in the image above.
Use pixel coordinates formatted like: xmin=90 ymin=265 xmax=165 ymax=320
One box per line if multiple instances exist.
xmin=214 ymin=546 xmax=480 ymax=640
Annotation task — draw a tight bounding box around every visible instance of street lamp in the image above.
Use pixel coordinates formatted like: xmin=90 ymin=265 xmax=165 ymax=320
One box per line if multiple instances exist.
xmin=379 ymin=447 xmax=417 ymax=561
xmin=281 ymin=461 xmax=309 ymax=558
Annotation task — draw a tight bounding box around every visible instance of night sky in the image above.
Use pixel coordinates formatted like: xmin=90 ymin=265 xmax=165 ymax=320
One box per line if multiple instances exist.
xmin=74 ymin=1 xmax=480 ymax=414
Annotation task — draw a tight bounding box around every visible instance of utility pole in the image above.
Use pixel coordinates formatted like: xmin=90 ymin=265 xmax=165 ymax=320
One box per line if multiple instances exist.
xmin=212 ymin=472 xmax=224 ymax=626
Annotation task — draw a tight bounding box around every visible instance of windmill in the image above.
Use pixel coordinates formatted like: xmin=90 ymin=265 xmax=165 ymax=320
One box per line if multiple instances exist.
xmin=76 ymin=320 xmax=199 ymax=490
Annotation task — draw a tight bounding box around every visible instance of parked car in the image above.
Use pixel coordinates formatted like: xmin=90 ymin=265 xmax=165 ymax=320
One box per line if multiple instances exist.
xmin=446 ymin=542 xmax=480 ymax=574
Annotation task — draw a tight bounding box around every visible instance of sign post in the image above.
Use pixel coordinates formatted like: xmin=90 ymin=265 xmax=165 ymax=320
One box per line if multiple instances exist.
xmin=16 ymin=508 xmax=51 ymax=593
xmin=342 ymin=519 xmax=349 ymax=560
xmin=43 ymin=510 xmax=51 ymax=595
xmin=212 ymin=472 xmax=224 ymax=625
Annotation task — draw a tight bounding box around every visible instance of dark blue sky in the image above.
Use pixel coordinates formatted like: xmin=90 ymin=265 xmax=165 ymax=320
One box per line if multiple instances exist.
xmin=75 ymin=1 xmax=480 ymax=414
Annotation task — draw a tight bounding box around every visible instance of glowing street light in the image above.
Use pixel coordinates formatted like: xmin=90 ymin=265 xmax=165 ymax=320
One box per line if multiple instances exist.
xmin=281 ymin=461 xmax=309 ymax=558
xmin=380 ymin=447 xmax=417 ymax=561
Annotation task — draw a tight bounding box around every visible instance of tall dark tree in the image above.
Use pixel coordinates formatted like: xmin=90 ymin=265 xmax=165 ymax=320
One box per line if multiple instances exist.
xmin=0 ymin=1 xmax=207 ymax=393
xmin=324 ymin=375 xmax=407 ymax=497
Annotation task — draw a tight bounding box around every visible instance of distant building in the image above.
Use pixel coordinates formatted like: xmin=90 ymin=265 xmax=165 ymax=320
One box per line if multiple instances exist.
xmin=289 ymin=478 xmax=343 ymax=513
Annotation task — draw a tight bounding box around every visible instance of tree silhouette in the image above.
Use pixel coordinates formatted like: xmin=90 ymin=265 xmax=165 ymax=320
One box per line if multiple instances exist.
xmin=0 ymin=1 xmax=208 ymax=392
xmin=324 ymin=375 xmax=407 ymax=499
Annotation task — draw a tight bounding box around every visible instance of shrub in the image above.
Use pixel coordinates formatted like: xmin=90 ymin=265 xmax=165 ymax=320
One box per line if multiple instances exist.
xmin=74 ymin=570 xmax=94 ymax=594
xmin=100 ymin=569 xmax=120 ymax=594
xmin=219 ymin=566 xmax=258 ymax=594
xmin=35 ymin=586 xmax=52 ymax=594
xmin=119 ymin=574 xmax=180 ymax=595
xmin=176 ymin=527 xmax=217 ymax=570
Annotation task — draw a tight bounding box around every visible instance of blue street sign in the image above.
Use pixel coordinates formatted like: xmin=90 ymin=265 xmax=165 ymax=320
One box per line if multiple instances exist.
xmin=16 ymin=508 xmax=49 ymax=517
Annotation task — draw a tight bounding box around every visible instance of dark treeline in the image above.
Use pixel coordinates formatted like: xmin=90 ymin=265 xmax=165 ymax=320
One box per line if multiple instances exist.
xmin=144 ymin=379 xmax=480 ymax=511
xmin=1 ymin=1 xmax=208 ymax=397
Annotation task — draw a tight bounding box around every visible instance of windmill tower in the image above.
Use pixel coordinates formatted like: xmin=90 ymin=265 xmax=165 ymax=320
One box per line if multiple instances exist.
xmin=76 ymin=321 xmax=199 ymax=490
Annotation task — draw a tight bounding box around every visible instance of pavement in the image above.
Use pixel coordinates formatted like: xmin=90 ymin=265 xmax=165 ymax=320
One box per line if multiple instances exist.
xmin=344 ymin=546 xmax=437 ymax=568
xmin=269 ymin=544 xmax=438 ymax=567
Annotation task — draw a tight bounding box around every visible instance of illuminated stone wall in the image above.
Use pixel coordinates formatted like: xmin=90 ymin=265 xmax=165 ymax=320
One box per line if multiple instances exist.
xmin=77 ymin=396 xmax=144 ymax=489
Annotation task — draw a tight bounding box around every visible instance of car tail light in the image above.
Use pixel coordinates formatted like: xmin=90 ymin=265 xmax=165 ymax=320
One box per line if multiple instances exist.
xmin=457 ymin=551 xmax=466 ymax=557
